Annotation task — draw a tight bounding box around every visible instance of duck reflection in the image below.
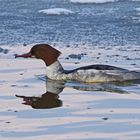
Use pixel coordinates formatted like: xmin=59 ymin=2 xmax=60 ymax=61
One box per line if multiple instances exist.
xmin=16 ymin=80 xmax=64 ymax=109
xmin=16 ymin=77 xmax=140 ymax=109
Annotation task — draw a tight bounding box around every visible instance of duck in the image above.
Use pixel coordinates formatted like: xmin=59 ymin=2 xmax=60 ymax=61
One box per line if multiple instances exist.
xmin=15 ymin=44 xmax=140 ymax=83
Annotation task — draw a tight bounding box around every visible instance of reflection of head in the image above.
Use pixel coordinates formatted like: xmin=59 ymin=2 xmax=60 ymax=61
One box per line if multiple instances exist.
xmin=16 ymin=80 xmax=64 ymax=109
xmin=16 ymin=92 xmax=62 ymax=109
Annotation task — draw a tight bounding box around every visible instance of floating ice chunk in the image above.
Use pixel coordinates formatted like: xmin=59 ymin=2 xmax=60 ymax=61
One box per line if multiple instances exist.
xmin=38 ymin=8 xmax=74 ymax=15
xmin=136 ymin=7 xmax=140 ymax=11
xmin=70 ymin=0 xmax=115 ymax=3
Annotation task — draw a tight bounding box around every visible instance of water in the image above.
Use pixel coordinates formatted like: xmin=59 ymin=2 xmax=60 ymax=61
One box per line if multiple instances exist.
xmin=0 ymin=1 xmax=140 ymax=139
xmin=0 ymin=0 xmax=140 ymax=46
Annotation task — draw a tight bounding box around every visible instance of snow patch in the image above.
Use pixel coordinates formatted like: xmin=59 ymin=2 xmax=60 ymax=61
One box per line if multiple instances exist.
xmin=38 ymin=8 xmax=74 ymax=15
xmin=70 ymin=0 xmax=116 ymax=4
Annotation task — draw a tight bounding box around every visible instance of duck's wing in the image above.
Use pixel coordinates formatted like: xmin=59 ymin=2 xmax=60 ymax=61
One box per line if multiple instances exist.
xmin=66 ymin=64 xmax=128 ymax=73
xmin=65 ymin=64 xmax=129 ymax=82
xmin=75 ymin=64 xmax=127 ymax=71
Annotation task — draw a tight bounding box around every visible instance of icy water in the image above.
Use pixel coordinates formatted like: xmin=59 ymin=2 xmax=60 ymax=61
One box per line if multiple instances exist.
xmin=0 ymin=0 xmax=140 ymax=46
xmin=0 ymin=0 xmax=140 ymax=140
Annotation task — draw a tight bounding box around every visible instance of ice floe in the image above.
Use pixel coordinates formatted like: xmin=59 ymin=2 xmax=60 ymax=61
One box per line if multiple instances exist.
xmin=38 ymin=8 xmax=74 ymax=15
xmin=70 ymin=0 xmax=116 ymax=4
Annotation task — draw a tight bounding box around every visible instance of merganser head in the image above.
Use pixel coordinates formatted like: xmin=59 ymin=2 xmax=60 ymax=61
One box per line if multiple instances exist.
xmin=15 ymin=44 xmax=61 ymax=66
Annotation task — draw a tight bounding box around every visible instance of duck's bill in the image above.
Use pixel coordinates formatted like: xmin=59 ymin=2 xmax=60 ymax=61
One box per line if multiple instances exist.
xmin=15 ymin=52 xmax=34 ymax=58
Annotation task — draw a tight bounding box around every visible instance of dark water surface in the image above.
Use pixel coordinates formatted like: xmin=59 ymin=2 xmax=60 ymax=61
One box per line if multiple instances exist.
xmin=0 ymin=0 xmax=140 ymax=46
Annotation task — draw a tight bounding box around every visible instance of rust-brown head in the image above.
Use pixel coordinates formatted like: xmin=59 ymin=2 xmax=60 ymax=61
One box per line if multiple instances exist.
xmin=15 ymin=44 xmax=61 ymax=66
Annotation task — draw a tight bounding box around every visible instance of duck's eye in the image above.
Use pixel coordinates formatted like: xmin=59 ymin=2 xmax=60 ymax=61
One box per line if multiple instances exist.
xmin=29 ymin=49 xmax=36 ymax=58
xmin=30 ymin=49 xmax=34 ymax=55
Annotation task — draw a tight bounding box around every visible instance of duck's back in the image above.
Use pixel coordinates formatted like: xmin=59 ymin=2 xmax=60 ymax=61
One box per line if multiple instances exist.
xmin=66 ymin=64 xmax=140 ymax=83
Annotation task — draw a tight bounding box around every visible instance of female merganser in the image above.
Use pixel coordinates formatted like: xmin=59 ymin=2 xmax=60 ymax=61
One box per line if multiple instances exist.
xmin=15 ymin=44 xmax=140 ymax=83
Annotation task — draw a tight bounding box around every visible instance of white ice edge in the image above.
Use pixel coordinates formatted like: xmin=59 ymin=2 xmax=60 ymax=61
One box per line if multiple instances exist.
xmin=38 ymin=8 xmax=74 ymax=15
xmin=70 ymin=0 xmax=116 ymax=4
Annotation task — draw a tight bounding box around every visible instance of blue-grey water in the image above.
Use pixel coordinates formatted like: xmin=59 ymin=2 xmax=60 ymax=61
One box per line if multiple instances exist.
xmin=1 ymin=1 xmax=140 ymax=139
xmin=0 ymin=0 xmax=140 ymax=46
